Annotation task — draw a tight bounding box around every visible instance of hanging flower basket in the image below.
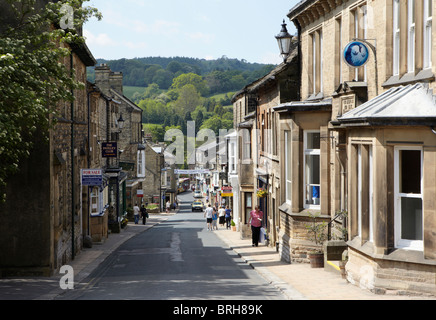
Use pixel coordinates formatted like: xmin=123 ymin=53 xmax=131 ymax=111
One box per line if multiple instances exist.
xmin=257 ymin=188 xmax=268 ymax=198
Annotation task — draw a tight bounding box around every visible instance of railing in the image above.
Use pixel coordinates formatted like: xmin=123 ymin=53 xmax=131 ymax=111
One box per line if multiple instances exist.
xmin=327 ymin=210 xmax=348 ymax=241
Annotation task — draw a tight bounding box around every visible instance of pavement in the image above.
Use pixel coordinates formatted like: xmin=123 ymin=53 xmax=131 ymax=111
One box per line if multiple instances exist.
xmin=1 ymin=211 xmax=435 ymax=300
xmin=213 ymin=226 xmax=436 ymax=300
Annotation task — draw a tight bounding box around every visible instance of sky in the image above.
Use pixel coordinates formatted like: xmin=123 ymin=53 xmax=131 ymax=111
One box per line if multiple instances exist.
xmin=83 ymin=0 xmax=301 ymax=65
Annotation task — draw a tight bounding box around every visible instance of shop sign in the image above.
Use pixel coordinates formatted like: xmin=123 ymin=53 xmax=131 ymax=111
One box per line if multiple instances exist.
xmin=343 ymin=41 xmax=370 ymax=68
xmin=102 ymin=142 xmax=117 ymax=158
xmin=221 ymin=186 xmax=233 ymax=197
xmin=81 ymin=169 xmax=103 ymax=186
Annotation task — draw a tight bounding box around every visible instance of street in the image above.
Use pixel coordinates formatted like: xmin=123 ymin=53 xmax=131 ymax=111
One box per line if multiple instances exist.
xmin=55 ymin=191 xmax=286 ymax=300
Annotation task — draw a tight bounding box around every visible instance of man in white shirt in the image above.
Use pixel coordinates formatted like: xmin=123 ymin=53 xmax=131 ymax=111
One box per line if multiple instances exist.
xmin=204 ymin=204 xmax=214 ymax=231
xmin=133 ymin=203 xmax=140 ymax=224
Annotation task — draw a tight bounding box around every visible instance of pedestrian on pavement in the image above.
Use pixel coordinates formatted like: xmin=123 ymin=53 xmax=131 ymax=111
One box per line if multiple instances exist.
xmin=212 ymin=207 xmax=218 ymax=230
xmin=225 ymin=206 xmax=232 ymax=229
xmin=204 ymin=204 xmax=214 ymax=231
xmin=166 ymin=200 xmax=171 ymax=213
xmin=133 ymin=203 xmax=140 ymax=224
xmin=141 ymin=204 xmax=148 ymax=225
xmin=218 ymin=205 xmax=226 ymax=227
xmin=249 ymin=205 xmax=263 ymax=247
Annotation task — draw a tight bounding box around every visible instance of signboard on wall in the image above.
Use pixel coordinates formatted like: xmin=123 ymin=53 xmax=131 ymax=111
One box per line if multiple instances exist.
xmin=343 ymin=41 xmax=370 ymax=68
xmin=102 ymin=142 xmax=117 ymax=158
xmin=81 ymin=169 xmax=103 ymax=186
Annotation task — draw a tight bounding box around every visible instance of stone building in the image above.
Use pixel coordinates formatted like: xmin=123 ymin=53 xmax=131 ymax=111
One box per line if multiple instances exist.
xmin=232 ymin=45 xmax=300 ymax=242
xmin=85 ymin=82 xmax=121 ymax=243
xmin=94 ymin=64 xmax=144 ymax=212
xmin=0 ymin=41 xmax=96 ymax=276
xmin=287 ymin=0 xmax=436 ymax=295
xmin=144 ymin=142 xmax=166 ymax=205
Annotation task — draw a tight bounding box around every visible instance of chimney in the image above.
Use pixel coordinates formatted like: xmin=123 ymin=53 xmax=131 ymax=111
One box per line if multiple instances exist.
xmin=94 ymin=63 xmax=111 ymax=95
xmin=109 ymin=72 xmax=124 ymax=95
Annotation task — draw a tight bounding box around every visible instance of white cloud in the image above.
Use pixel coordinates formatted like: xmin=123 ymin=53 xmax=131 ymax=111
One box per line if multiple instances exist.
xmin=84 ymin=29 xmax=118 ymax=47
xmin=187 ymin=32 xmax=215 ymax=44
xmin=125 ymin=41 xmax=148 ymax=49
xmin=259 ymin=51 xmax=283 ymax=65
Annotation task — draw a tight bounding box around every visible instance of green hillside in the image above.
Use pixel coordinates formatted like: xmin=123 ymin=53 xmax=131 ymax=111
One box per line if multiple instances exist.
xmin=88 ymin=56 xmax=275 ymax=95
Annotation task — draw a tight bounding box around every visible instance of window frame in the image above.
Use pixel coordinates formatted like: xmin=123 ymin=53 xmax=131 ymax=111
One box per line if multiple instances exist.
xmin=394 ymin=146 xmax=424 ymax=251
xmin=407 ymin=0 xmax=416 ymax=73
xmin=393 ymin=0 xmax=401 ymax=75
xmin=285 ymin=130 xmax=292 ymax=205
xmin=423 ymin=0 xmax=433 ymax=69
xmin=303 ymin=130 xmax=321 ymax=210
xmin=137 ymin=149 xmax=145 ymax=178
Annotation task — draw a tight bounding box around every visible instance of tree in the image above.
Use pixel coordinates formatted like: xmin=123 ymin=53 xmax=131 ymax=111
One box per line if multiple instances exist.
xmin=152 ymin=69 xmax=173 ymax=89
xmin=171 ymin=73 xmax=209 ymax=96
xmin=0 ymin=0 xmax=101 ymax=202
xmin=195 ymin=110 xmax=204 ymax=131
xmin=174 ymin=84 xmax=201 ymax=115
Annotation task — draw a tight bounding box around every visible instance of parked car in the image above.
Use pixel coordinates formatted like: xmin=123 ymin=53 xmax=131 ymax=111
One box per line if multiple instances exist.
xmin=191 ymin=200 xmax=204 ymax=212
xmin=194 ymin=190 xmax=202 ymax=198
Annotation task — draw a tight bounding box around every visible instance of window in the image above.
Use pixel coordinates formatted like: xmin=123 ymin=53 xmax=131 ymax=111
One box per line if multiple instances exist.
xmin=390 ymin=0 xmax=432 ymax=81
xmin=408 ymin=0 xmax=416 ymax=73
xmin=394 ymin=147 xmax=423 ymax=251
xmin=285 ymin=131 xmax=292 ymax=204
xmin=304 ymin=131 xmax=320 ymax=209
xmin=229 ymin=141 xmax=236 ymax=173
xmin=423 ymin=0 xmax=433 ymax=69
xmin=241 ymin=129 xmax=251 ymax=161
xmin=137 ymin=150 xmax=145 ymax=177
xmin=245 ymin=192 xmax=252 ymax=224
xmin=272 ymin=113 xmax=277 ymax=156
xmin=335 ymin=17 xmax=343 ymax=86
xmin=309 ymin=29 xmax=323 ymax=95
xmin=393 ymin=0 xmax=400 ymax=75
xmin=90 ymin=187 xmax=103 ymax=217
xmin=356 ymin=144 xmax=373 ymax=241
xmin=351 ymin=5 xmax=368 ymax=81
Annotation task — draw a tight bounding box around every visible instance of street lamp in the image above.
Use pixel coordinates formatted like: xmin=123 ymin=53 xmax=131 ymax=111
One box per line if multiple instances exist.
xmin=118 ymin=113 xmax=125 ymax=130
xmin=276 ymin=20 xmax=293 ymax=62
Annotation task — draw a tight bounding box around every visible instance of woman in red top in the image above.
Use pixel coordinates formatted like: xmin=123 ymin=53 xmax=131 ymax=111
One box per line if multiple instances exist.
xmin=249 ymin=206 xmax=263 ymax=247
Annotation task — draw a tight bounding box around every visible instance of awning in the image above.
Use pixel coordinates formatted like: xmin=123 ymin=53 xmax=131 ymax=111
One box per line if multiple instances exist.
xmin=274 ymin=98 xmax=332 ymax=113
xmin=336 ymin=83 xmax=436 ymax=126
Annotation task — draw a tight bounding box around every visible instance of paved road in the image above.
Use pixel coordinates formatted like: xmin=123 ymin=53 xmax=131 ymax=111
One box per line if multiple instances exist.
xmin=56 ymin=192 xmax=286 ymax=300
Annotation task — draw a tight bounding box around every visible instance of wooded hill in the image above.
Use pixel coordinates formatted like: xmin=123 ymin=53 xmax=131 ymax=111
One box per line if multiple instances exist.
xmin=87 ymin=56 xmax=276 ymax=150
xmin=87 ymin=56 xmax=275 ymax=95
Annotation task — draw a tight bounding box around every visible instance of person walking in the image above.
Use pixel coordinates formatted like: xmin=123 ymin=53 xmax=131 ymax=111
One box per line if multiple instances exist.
xmin=166 ymin=200 xmax=171 ymax=213
xmin=140 ymin=204 xmax=148 ymax=225
xmin=249 ymin=205 xmax=263 ymax=247
xmin=225 ymin=206 xmax=232 ymax=229
xmin=133 ymin=203 xmax=140 ymax=224
xmin=212 ymin=207 xmax=218 ymax=230
xmin=218 ymin=205 xmax=226 ymax=227
xmin=204 ymin=204 xmax=214 ymax=231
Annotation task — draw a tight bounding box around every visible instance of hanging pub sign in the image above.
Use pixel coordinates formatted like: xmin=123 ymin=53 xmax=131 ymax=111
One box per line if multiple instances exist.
xmin=102 ymin=142 xmax=117 ymax=158
xmin=343 ymin=41 xmax=370 ymax=68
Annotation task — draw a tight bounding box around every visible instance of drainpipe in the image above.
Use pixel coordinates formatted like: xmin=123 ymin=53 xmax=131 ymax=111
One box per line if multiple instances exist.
xmin=87 ymin=86 xmax=98 ymax=237
xmin=294 ymin=18 xmax=302 ymax=101
xmin=70 ymin=52 xmax=75 ymax=260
